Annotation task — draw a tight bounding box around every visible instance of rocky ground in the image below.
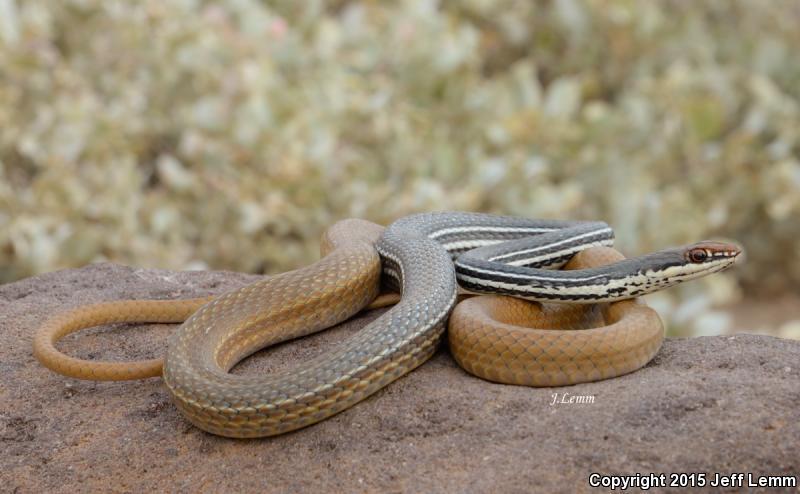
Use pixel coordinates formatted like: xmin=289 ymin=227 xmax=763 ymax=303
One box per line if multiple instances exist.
xmin=1 ymin=263 xmax=798 ymax=493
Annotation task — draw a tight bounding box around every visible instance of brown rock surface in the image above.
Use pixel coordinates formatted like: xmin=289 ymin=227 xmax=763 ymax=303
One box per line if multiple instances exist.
xmin=2 ymin=263 xmax=798 ymax=493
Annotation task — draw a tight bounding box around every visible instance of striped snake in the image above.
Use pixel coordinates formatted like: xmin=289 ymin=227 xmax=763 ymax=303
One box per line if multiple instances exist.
xmin=33 ymin=212 xmax=741 ymax=437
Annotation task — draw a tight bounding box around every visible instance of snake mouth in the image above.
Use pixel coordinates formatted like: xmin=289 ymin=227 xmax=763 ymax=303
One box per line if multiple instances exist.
xmin=692 ymin=255 xmax=740 ymax=279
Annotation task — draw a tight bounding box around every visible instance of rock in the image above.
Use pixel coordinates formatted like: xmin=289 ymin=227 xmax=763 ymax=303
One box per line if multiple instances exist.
xmin=1 ymin=263 xmax=798 ymax=492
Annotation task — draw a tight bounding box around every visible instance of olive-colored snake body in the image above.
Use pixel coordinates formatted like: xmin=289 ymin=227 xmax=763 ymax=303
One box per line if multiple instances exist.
xmin=34 ymin=212 xmax=740 ymax=438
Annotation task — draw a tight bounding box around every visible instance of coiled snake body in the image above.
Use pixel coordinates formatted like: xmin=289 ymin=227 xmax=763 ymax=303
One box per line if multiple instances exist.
xmin=33 ymin=212 xmax=740 ymax=438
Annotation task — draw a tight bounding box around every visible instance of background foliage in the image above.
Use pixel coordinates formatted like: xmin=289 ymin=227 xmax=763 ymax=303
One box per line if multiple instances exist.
xmin=2 ymin=0 xmax=799 ymax=334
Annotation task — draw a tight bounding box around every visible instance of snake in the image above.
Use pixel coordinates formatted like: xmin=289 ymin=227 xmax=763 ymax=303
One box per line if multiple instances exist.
xmin=33 ymin=212 xmax=741 ymax=438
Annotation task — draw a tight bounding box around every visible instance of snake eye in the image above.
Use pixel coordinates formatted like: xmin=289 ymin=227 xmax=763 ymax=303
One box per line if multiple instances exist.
xmin=688 ymin=248 xmax=709 ymax=263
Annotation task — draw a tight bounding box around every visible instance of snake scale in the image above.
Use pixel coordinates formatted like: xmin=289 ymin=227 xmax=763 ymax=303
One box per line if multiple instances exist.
xmin=33 ymin=212 xmax=741 ymax=438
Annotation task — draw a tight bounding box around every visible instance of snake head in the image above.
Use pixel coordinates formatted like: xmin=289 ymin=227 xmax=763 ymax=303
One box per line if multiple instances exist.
xmin=635 ymin=240 xmax=743 ymax=289
xmin=683 ymin=241 xmax=742 ymax=266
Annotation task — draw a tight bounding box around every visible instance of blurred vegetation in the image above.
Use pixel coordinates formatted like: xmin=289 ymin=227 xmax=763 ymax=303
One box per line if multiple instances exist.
xmin=1 ymin=0 xmax=799 ymax=334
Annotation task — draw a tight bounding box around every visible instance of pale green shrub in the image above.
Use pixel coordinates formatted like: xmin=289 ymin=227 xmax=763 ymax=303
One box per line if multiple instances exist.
xmin=2 ymin=1 xmax=799 ymax=333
